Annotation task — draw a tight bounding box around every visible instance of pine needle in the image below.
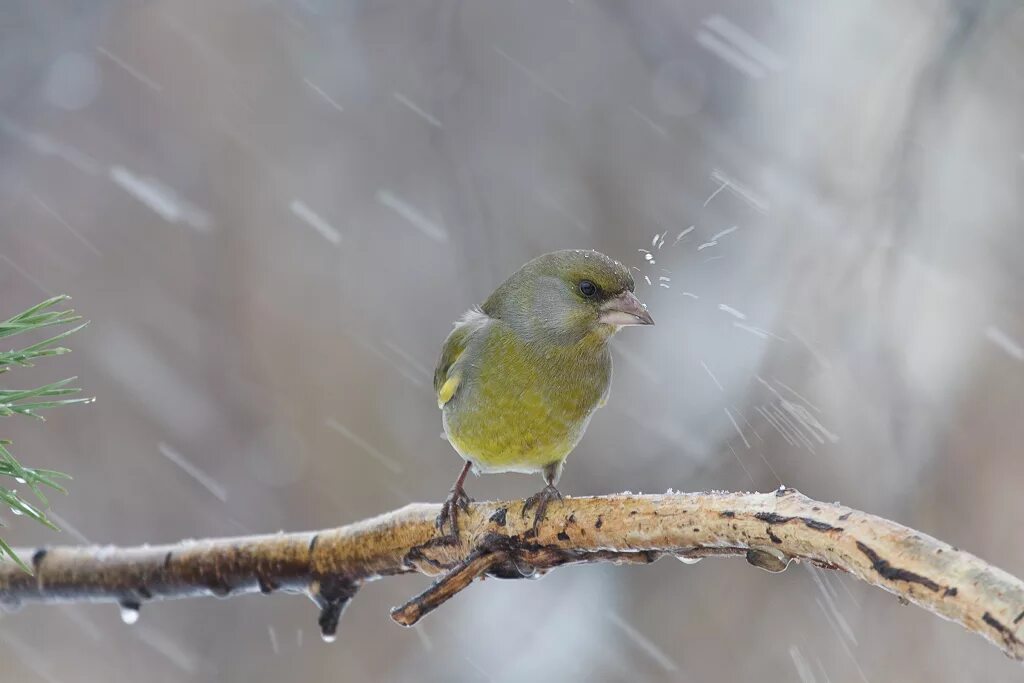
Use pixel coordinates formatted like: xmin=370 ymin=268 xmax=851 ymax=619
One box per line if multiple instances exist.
xmin=0 ymin=296 xmax=88 ymax=572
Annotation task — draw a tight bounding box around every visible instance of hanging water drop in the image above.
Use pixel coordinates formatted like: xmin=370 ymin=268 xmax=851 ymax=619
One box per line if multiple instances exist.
xmin=321 ymin=632 xmax=337 ymax=643
xmin=119 ymin=601 xmax=140 ymax=624
xmin=677 ymin=555 xmax=702 ymax=565
xmin=745 ymin=548 xmax=791 ymax=573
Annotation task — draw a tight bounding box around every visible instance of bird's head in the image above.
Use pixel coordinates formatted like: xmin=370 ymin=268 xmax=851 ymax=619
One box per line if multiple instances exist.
xmin=482 ymin=249 xmax=654 ymax=345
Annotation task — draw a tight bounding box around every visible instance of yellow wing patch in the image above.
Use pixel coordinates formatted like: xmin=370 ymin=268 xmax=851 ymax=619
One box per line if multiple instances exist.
xmin=434 ymin=310 xmax=486 ymax=410
xmin=438 ymin=374 xmax=460 ymax=408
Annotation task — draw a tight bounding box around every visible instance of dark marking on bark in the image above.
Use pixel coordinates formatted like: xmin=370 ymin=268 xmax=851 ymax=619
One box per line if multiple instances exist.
xmin=595 ymin=516 xmax=603 ymax=529
xmin=756 ymin=512 xmax=792 ymax=524
xmin=720 ymin=511 xmax=735 ymax=518
xmin=419 ymin=535 xmax=460 ymax=550
xmin=767 ymin=528 xmax=782 ymax=544
xmin=498 ymin=534 xmax=543 ymax=555
xmin=1013 ymin=610 xmax=1024 ymax=625
xmin=983 ymin=611 xmax=1022 ymax=648
xmin=308 ymin=534 xmax=320 ymax=553
xmin=404 ymin=545 xmax=449 ymax=572
xmin=754 ymin=512 xmax=841 ymax=533
xmin=856 ymin=541 xmax=941 ymax=592
xmin=636 ymin=550 xmax=661 ymax=564
xmin=136 ymin=585 xmax=153 ymax=600
xmin=163 ymin=551 xmax=173 ymax=569
xmin=489 ymin=508 xmax=508 ymax=526
xmin=31 ymin=549 xmax=47 ymax=569
xmin=557 ymin=531 xmax=570 ymax=541
xmin=943 ymin=586 xmax=958 ymax=597
xmin=692 ymin=528 xmax=700 ymax=533
xmin=838 ymin=512 xmax=851 ymax=521
xmin=257 ymin=573 xmax=277 ymax=594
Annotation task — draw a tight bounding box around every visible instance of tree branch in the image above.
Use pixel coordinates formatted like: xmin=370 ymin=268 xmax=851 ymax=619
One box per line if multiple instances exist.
xmin=1 ymin=489 xmax=1022 ymax=661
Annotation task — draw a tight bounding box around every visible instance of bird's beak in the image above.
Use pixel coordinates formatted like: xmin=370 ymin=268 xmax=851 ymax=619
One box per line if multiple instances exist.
xmin=599 ymin=291 xmax=655 ymax=326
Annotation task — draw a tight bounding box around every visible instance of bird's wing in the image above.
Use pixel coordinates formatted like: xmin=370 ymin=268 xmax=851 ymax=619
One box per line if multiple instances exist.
xmin=434 ymin=308 xmax=489 ymax=408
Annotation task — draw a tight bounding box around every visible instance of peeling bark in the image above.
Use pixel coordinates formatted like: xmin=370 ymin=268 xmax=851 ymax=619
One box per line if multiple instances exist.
xmin=0 ymin=489 xmax=1021 ymax=661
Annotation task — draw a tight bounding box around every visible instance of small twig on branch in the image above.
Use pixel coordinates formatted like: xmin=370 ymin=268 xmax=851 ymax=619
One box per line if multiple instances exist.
xmin=392 ymin=541 xmax=509 ymax=626
xmin=1 ymin=489 xmax=1022 ymax=662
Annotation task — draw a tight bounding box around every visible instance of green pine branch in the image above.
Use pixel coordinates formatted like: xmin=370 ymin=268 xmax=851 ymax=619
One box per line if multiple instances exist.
xmin=0 ymin=295 xmax=88 ymax=572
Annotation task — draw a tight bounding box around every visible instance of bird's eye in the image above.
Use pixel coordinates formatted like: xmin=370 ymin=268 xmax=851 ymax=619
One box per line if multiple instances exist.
xmin=578 ymin=280 xmax=598 ymax=298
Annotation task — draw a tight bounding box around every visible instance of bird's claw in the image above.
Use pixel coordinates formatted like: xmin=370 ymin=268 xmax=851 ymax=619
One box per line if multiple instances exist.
xmin=454 ymin=487 xmax=473 ymax=512
xmin=522 ymin=484 xmax=563 ymax=534
xmin=435 ymin=486 xmax=474 ymax=541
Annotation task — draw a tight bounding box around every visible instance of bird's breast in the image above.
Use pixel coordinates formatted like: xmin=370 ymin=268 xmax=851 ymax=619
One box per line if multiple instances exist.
xmin=443 ymin=330 xmax=611 ymax=473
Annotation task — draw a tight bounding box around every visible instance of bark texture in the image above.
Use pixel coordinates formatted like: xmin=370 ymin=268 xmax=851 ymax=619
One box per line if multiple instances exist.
xmin=1 ymin=489 xmax=1021 ymax=660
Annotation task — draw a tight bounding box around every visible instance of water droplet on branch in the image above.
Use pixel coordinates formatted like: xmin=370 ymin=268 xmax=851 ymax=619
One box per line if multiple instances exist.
xmin=119 ymin=601 xmax=141 ymax=624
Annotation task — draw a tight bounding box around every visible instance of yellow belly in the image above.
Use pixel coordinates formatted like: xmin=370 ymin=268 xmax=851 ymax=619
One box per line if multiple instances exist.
xmin=443 ymin=349 xmax=605 ymax=475
xmin=440 ymin=316 xmax=611 ymax=475
xmin=444 ymin=398 xmax=589 ymax=474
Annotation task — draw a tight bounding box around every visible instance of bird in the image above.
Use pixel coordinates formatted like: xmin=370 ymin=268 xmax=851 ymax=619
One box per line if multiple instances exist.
xmin=433 ymin=249 xmax=654 ymax=537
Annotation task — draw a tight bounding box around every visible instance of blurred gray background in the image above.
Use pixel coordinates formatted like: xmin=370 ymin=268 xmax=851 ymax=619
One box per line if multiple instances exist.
xmin=2 ymin=0 xmax=1023 ymax=681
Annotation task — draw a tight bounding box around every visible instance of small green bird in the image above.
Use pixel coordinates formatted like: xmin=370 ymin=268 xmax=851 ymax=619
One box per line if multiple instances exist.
xmin=434 ymin=249 xmax=654 ymax=536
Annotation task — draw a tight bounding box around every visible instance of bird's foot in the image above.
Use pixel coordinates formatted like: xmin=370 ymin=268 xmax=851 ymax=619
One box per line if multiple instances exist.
xmin=522 ymin=483 xmax=563 ymax=535
xmin=435 ymin=485 xmax=474 ymax=542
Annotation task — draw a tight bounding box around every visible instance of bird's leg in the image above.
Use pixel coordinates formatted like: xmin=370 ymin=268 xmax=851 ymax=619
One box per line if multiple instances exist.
xmin=522 ymin=461 xmax=564 ymax=534
xmin=436 ymin=460 xmax=474 ymax=540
